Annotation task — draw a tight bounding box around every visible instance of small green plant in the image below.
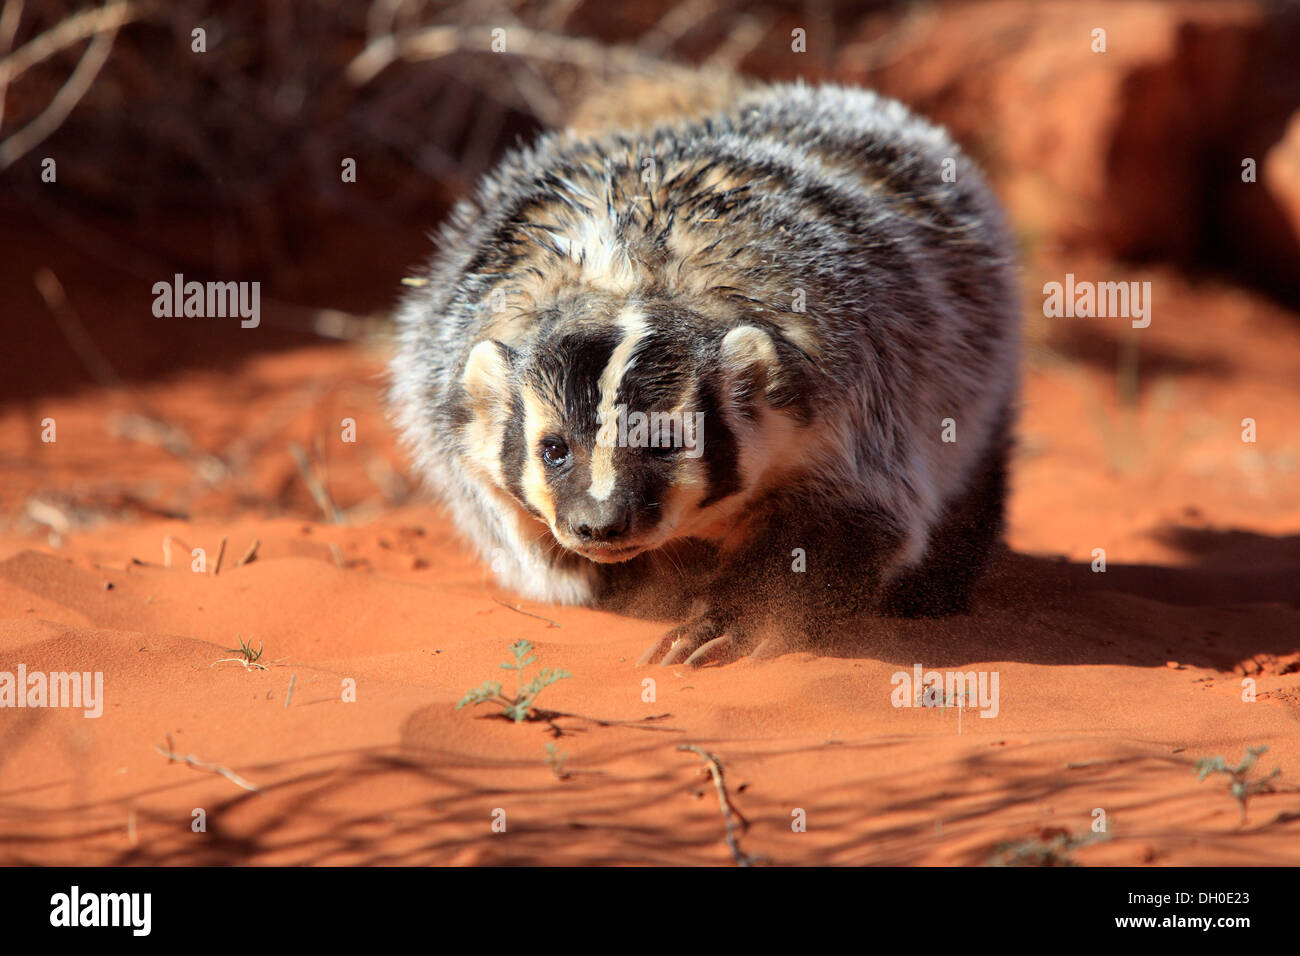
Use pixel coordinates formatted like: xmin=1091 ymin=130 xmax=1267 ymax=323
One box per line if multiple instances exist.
xmin=211 ymin=635 xmax=268 ymax=671
xmin=229 ymin=636 xmax=264 ymax=665
xmin=457 ymin=640 xmax=571 ymax=723
xmin=988 ymin=829 xmax=1105 ymax=867
xmin=931 ymin=688 xmax=974 ymax=709
xmin=544 ymin=742 xmax=570 ymax=780
xmin=1194 ymin=745 xmax=1282 ymax=824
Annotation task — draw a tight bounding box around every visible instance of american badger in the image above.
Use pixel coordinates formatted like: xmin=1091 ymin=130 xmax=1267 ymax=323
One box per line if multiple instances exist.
xmin=390 ymin=82 xmax=1019 ymax=665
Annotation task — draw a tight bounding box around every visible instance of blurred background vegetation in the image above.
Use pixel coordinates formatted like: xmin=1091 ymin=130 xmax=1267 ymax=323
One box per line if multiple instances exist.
xmin=2 ymin=0 xmax=1299 ymax=403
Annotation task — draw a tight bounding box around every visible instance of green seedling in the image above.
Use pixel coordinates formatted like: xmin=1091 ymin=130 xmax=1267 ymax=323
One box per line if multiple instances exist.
xmin=988 ymin=829 xmax=1105 ymax=867
xmin=1194 ymin=745 xmax=1282 ymax=824
xmin=544 ymin=742 xmax=570 ymax=780
xmin=229 ymin=635 xmax=264 ymax=664
xmin=932 ymin=688 xmax=975 ymax=709
xmin=212 ymin=635 xmax=268 ymax=671
xmin=457 ymin=640 xmax=571 ymax=723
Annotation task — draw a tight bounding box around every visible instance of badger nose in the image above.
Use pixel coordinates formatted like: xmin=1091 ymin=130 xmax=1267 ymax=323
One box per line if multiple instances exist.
xmin=569 ymin=502 xmax=631 ymax=542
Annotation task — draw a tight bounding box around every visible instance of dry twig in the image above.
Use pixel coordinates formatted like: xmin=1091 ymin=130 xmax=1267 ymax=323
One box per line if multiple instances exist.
xmin=0 ymin=0 xmax=141 ymax=170
xmin=678 ymin=744 xmax=758 ymax=866
xmin=155 ymin=737 xmax=261 ymax=793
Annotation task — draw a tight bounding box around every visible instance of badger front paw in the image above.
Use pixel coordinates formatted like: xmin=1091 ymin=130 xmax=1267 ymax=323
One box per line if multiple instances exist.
xmin=637 ymin=614 xmax=740 ymax=667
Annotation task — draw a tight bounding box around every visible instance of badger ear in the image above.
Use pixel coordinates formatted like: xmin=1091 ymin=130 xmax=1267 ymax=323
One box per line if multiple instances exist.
xmin=719 ymin=324 xmax=778 ymax=399
xmin=462 ymin=340 xmax=514 ymax=410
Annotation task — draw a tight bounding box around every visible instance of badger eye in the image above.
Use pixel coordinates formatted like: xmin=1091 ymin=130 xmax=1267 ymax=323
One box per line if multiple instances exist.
xmin=541 ymin=439 xmax=570 ymax=468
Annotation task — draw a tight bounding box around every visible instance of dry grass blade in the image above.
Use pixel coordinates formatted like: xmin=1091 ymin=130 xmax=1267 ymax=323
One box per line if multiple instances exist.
xmin=0 ymin=0 xmax=26 ymax=129
xmin=34 ymin=267 xmax=118 ymax=388
xmin=346 ymin=22 xmax=672 ymax=87
xmin=0 ymin=0 xmax=142 ymax=86
xmin=0 ymin=2 xmax=132 ymax=170
xmin=491 ymin=595 xmax=560 ymax=628
xmin=155 ymin=738 xmax=261 ymax=793
xmin=235 ymin=539 xmax=261 ymax=567
xmin=289 ymin=442 xmax=343 ymax=524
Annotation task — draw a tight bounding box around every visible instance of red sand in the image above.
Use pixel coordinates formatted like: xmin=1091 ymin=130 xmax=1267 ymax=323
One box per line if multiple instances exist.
xmin=2 ymin=269 xmax=1299 ymax=866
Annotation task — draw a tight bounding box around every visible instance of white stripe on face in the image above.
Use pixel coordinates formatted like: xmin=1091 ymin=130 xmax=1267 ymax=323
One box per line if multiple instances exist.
xmin=520 ymin=387 xmax=560 ymax=525
xmin=588 ymin=308 xmax=649 ymax=502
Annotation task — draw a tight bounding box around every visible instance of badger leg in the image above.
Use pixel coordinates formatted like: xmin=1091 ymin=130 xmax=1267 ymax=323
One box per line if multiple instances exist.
xmin=879 ymin=406 xmax=1012 ymax=617
xmin=637 ymin=421 xmax=1009 ymax=665
xmin=638 ymin=498 xmax=906 ymax=665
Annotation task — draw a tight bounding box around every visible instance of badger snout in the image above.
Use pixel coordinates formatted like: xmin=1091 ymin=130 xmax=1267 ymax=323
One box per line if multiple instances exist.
xmin=558 ymin=495 xmax=657 ymax=562
xmin=567 ymin=499 xmax=631 ymax=543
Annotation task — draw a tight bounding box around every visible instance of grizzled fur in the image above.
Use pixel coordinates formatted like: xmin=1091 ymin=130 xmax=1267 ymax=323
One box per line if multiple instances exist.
xmin=390 ymin=82 xmax=1020 ymax=664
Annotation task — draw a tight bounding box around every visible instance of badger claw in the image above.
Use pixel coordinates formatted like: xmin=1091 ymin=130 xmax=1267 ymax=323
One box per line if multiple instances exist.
xmin=638 ymin=617 xmax=734 ymax=666
xmin=636 ymin=633 xmax=678 ymax=665
xmin=682 ymin=635 xmax=734 ymax=666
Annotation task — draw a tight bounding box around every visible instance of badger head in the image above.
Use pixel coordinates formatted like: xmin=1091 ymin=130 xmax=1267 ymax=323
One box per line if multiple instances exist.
xmin=455 ymin=302 xmax=798 ymax=564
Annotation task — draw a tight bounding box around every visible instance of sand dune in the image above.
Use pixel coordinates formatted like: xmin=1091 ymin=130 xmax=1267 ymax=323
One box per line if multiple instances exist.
xmin=3 ymin=268 xmax=1299 ymax=866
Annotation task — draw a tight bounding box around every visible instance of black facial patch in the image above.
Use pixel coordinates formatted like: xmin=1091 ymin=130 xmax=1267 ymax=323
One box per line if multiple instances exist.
xmin=695 ymin=376 xmax=741 ymax=508
xmin=610 ymin=316 xmax=740 ymax=513
xmin=500 ymin=391 xmax=539 ymax=519
xmin=616 ymin=323 xmax=698 ymax=413
xmin=618 ymin=452 xmax=673 ymax=536
xmin=525 ymin=328 xmax=621 ymax=448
